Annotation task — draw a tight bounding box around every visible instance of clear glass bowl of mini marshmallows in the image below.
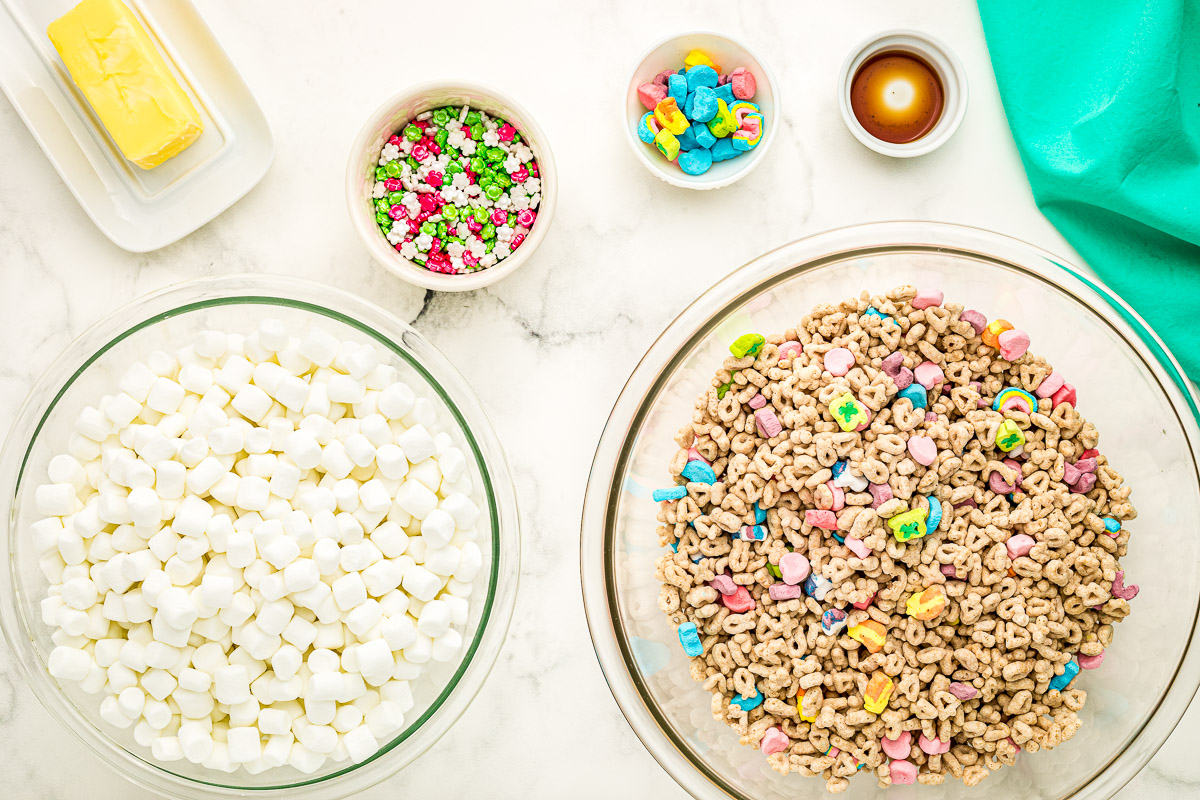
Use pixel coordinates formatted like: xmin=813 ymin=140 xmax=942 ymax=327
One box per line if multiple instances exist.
xmin=0 ymin=275 xmax=518 ymax=799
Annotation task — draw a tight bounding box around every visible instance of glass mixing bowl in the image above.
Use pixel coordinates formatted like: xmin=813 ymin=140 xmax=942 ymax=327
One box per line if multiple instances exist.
xmin=0 ymin=275 xmax=520 ymax=799
xmin=581 ymin=222 xmax=1200 ymax=799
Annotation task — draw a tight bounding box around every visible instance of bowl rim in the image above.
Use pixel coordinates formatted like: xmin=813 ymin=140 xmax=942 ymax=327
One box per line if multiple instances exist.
xmin=580 ymin=221 xmax=1200 ymax=800
xmin=836 ymin=29 xmax=969 ymax=158
xmin=345 ymin=80 xmax=558 ymax=292
xmin=623 ymin=30 xmax=781 ymax=190
xmin=0 ymin=274 xmax=521 ymax=798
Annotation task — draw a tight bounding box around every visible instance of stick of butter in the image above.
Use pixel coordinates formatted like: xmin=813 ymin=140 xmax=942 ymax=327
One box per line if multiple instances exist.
xmin=48 ymin=0 xmax=203 ymax=169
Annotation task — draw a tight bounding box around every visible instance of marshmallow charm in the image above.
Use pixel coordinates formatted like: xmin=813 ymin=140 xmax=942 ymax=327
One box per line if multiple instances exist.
xmin=828 ymin=392 xmax=870 ymax=432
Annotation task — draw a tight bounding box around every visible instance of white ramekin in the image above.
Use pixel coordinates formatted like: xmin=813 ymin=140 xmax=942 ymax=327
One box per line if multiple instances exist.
xmin=624 ymin=31 xmax=780 ymax=190
xmin=837 ymin=30 xmax=968 ymax=158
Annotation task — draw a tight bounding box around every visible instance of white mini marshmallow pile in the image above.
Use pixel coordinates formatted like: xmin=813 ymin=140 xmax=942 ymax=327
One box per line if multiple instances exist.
xmin=34 ymin=319 xmax=484 ymax=774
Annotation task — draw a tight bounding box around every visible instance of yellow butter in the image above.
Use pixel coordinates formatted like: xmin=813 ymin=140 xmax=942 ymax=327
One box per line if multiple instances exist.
xmin=48 ymin=0 xmax=203 ymax=169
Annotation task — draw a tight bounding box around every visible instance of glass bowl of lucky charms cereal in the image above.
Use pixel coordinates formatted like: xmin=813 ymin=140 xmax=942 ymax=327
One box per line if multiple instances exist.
xmin=0 ymin=275 xmax=520 ymax=799
xmin=581 ymin=221 xmax=1200 ymax=799
xmin=347 ymin=82 xmax=558 ymax=292
xmin=625 ymin=32 xmax=780 ymax=190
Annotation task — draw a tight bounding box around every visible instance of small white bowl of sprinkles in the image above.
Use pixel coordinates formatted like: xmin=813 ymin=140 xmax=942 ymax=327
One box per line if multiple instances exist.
xmin=347 ymin=82 xmax=557 ymax=292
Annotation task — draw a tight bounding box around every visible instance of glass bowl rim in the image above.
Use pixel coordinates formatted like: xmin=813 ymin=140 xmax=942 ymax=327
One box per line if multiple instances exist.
xmin=0 ymin=274 xmax=520 ymax=797
xmin=580 ymin=220 xmax=1200 ymax=800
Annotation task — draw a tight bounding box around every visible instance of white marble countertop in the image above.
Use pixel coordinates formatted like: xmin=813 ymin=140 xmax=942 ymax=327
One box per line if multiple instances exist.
xmin=0 ymin=0 xmax=1195 ymax=797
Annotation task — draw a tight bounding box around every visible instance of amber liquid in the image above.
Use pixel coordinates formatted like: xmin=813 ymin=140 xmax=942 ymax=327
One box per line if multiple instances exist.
xmin=850 ymin=51 xmax=944 ymax=144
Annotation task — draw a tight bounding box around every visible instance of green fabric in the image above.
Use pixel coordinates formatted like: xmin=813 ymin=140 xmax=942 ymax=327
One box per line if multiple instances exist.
xmin=978 ymin=0 xmax=1200 ymax=380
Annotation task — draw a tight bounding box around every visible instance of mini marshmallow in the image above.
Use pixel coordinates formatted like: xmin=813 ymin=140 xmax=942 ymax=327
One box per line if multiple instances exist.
xmin=262 ymin=537 xmax=300 ymax=570
xmin=140 ymin=668 xmax=177 ymax=700
xmin=179 ymin=721 xmax=215 ymax=763
xmin=370 ymin=522 xmax=409 ymax=558
xmin=332 ymin=572 xmax=368 ymax=611
xmin=269 ymin=461 xmax=302 ymax=500
xmin=256 ymin=598 xmax=295 ymax=636
xmin=36 ymin=483 xmax=77 ymax=517
xmin=332 ymin=704 xmax=364 ymax=734
xmin=378 ymin=383 xmax=415 ymax=419
xmin=345 ymin=599 xmax=382 ymax=636
xmin=401 ymin=566 xmax=442 ymax=602
xmin=150 ymin=736 xmax=183 ymax=761
xmin=281 ymin=615 xmax=318 ymax=651
xmin=147 ymin=378 xmax=185 ymax=415
xmin=312 ymin=538 xmax=341 ymax=575
xmin=48 ymin=645 xmax=92 ymax=681
xmin=119 ymin=361 xmax=159 ymax=401
xmin=327 ymin=375 xmax=366 ymax=405
xmin=214 ymin=665 xmax=252 ymax=705
xmin=358 ymin=479 xmax=391 ymax=513
xmin=361 ymin=559 xmax=404 ymax=597
xmin=360 ymin=414 xmax=391 ymax=447
xmin=179 ymin=667 xmax=212 ymax=692
xmin=236 ymin=477 xmax=271 ymax=512
xmin=343 ymin=724 xmax=380 ymax=764
xmin=244 ymin=427 xmax=272 ymax=454
xmin=443 ymin=594 xmax=469 ymax=626
xmin=275 ymin=376 xmax=310 ymax=412
xmin=320 ymin=441 xmax=354 ymax=480
xmin=416 ymin=599 xmax=451 ymax=639
xmin=232 ymin=384 xmax=273 ymax=423
xmin=61 ymin=576 xmax=99 ymax=610
xmin=440 ymin=493 xmax=480 ymax=529
xmin=252 ymin=361 xmax=287 ymax=396
xmin=455 ymin=542 xmax=483 ymax=582
xmin=179 ymin=365 xmax=214 ymax=395
xmin=423 ymin=545 xmax=460 ymax=577
xmin=75 ymin=406 xmax=112 ymax=441
xmin=118 ymin=685 xmax=146 ymax=717
xmin=344 ymin=344 xmax=379 ymax=379
xmin=419 ymin=509 xmax=455 ymax=549
xmin=438 ymin=447 xmax=467 ymax=483
xmin=215 ymin=356 xmax=254 ymax=394
xmin=125 ymin=487 xmax=162 ymax=528
xmin=299 ymin=328 xmax=340 ymax=368
xmin=339 ymin=541 xmax=379 ymax=573
xmin=431 ymin=629 xmax=463 ymax=662
xmin=48 ymin=454 xmax=88 ymax=491
xmin=227 ymin=726 xmax=263 ymax=763
xmin=374 ymin=444 xmax=408 ymax=480
xmin=396 ymin=425 xmax=435 ymax=464
xmin=105 ymin=393 xmax=142 ymax=428
xmin=306 ymin=672 xmax=344 ymax=703
xmin=156 ymin=586 xmax=199 ymax=630
xmin=402 ymin=633 xmax=432 ymax=664
xmin=283 ymin=558 xmax=320 ymax=593
xmin=333 ymin=478 xmax=360 ymax=512
xmin=365 ymin=701 xmax=405 ymax=740
xmin=259 ymin=708 xmax=292 ymax=737
xmin=394 ymin=480 xmax=437 ymax=520
xmin=408 ymin=458 xmax=441 ymax=492
xmin=355 ymin=639 xmax=396 ymax=687
xmin=155 ymin=461 xmax=186 ymax=500
xmin=283 ymin=430 xmax=322 ymax=470
xmin=187 ymin=457 xmax=228 ymax=495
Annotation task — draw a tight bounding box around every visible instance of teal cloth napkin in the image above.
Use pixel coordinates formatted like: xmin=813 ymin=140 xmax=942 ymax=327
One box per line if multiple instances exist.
xmin=978 ymin=0 xmax=1200 ymax=381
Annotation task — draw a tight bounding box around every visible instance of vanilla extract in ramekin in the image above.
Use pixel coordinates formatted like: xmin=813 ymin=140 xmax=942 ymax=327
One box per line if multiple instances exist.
xmin=838 ymin=31 xmax=967 ymax=157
